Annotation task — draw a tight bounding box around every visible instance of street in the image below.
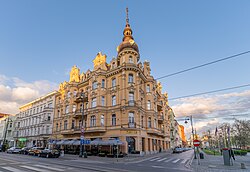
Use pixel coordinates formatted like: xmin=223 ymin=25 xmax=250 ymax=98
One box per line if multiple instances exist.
xmin=0 ymin=150 xmax=193 ymax=172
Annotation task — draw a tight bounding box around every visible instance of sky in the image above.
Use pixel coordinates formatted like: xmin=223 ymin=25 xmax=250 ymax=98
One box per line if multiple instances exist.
xmin=0 ymin=0 xmax=250 ymax=137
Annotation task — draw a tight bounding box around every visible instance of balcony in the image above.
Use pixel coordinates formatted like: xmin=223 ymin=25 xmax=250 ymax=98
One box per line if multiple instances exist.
xmin=61 ymin=129 xmax=74 ymax=135
xmin=158 ymin=114 xmax=164 ymax=124
xmin=128 ymin=100 xmax=136 ymax=106
xmin=43 ymin=107 xmax=53 ymax=112
xmin=74 ymin=92 xmax=88 ymax=103
xmin=85 ymin=126 xmax=106 ymax=133
xmin=147 ymin=128 xmax=161 ymax=135
xmin=157 ymin=101 xmax=163 ymax=111
xmin=73 ymin=110 xmax=87 ymax=118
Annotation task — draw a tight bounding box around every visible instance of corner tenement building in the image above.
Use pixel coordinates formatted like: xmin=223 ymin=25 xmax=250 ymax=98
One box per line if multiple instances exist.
xmin=51 ymin=10 xmax=175 ymax=155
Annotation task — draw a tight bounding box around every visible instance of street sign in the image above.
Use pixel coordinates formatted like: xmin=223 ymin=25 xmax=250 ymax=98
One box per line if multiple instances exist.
xmin=80 ymin=139 xmax=91 ymax=145
xmin=193 ymin=140 xmax=200 ymax=147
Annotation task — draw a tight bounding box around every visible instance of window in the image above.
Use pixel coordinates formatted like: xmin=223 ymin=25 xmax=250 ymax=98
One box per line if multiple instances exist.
xmin=9 ymin=123 xmax=12 ymax=128
xmin=154 ymin=119 xmax=157 ymax=128
xmin=112 ymin=114 xmax=116 ymax=126
xmin=128 ymin=74 xmax=134 ymax=83
xmin=56 ymin=123 xmax=59 ymax=131
xmin=112 ymin=95 xmax=116 ymax=106
xmin=73 ymin=90 xmax=77 ymax=97
xmin=59 ymin=123 xmax=62 ymax=131
xmin=129 ymin=92 xmax=134 ymax=106
xmin=101 ymin=79 xmax=105 ymax=88
xmin=92 ymin=98 xmax=97 ymax=108
xmin=101 ymin=96 xmax=105 ymax=106
xmin=80 ymin=104 xmax=83 ymax=112
xmin=101 ymin=115 xmax=104 ymax=126
xmin=48 ymin=115 xmax=51 ymax=121
xmin=48 ymin=103 xmax=53 ymax=108
xmin=46 ymin=126 xmax=49 ymax=134
xmin=79 ymin=120 xmax=82 ymax=128
xmin=128 ymin=112 xmax=135 ymax=126
xmin=90 ymin=115 xmax=96 ymax=127
xmin=92 ymin=81 xmax=97 ymax=90
xmin=65 ymin=105 xmax=69 ymax=114
xmin=148 ymin=117 xmax=151 ymax=128
xmin=146 ymin=85 xmax=150 ymax=93
xmin=112 ymin=78 xmax=116 ymax=87
xmin=72 ymin=120 xmax=75 ymax=129
xmin=147 ymin=100 xmax=151 ymax=110
xmin=72 ymin=104 xmax=76 ymax=113
xmin=129 ymin=56 xmax=133 ymax=63
xmin=64 ymin=120 xmax=68 ymax=130
xmin=141 ymin=116 xmax=144 ymax=128
xmin=67 ymin=91 xmax=71 ymax=99
xmin=58 ymin=110 xmax=61 ymax=117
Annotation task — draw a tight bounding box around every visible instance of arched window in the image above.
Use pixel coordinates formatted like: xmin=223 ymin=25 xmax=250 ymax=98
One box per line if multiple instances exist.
xmin=112 ymin=114 xmax=116 ymax=126
xmin=65 ymin=105 xmax=69 ymax=114
xmin=101 ymin=79 xmax=105 ymax=88
xmin=128 ymin=112 xmax=135 ymax=128
xmin=71 ymin=120 xmax=75 ymax=129
xmin=146 ymin=84 xmax=150 ymax=93
xmin=128 ymin=74 xmax=134 ymax=83
xmin=90 ymin=115 xmax=96 ymax=127
xmin=147 ymin=100 xmax=151 ymax=110
xmin=129 ymin=56 xmax=133 ymax=63
xmin=92 ymin=97 xmax=97 ymax=108
xmin=129 ymin=92 xmax=134 ymax=106
xmin=67 ymin=91 xmax=71 ymax=99
xmin=101 ymin=96 xmax=105 ymax=106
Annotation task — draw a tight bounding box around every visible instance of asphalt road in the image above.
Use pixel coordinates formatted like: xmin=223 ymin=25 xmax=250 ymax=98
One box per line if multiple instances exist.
xmin=0 ymin=150 xmax=193 ymax=172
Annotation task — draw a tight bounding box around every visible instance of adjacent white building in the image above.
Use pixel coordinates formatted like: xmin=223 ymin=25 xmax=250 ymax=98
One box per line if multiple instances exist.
xmin=0 ymin=114 xmax=16 ymax=148
xmin=14 ymin=91 xmax=57 ymax=148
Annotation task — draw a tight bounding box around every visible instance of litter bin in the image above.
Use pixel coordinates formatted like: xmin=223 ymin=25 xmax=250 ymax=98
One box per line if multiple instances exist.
xmin=222 ymin=148 xmax=230 ymax=166
xmin=200 ymin=152 xmax=204 ymax=159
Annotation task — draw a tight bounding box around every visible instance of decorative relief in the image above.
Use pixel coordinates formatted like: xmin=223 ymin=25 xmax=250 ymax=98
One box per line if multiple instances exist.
xmin=93 ymin=52 xmax=107 ymax=70
xmin=69 ymin=65 xmax=80 ymax=83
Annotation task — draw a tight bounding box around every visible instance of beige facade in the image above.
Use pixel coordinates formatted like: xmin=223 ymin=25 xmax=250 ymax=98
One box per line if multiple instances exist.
xmin=52 ymin=11 xmax=173 ymax=154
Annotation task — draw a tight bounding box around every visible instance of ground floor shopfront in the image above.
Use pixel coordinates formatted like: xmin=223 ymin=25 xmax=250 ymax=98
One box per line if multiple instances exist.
xmin=14 ymin=136 xmax=49 ymax=148
xmin=52 ymin=129 xmax=171 ymax=155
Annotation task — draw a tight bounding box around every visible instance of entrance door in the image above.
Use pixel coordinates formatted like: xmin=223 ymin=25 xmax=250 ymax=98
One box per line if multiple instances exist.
xmin=126 ymin=137 xmax=135 ymax=153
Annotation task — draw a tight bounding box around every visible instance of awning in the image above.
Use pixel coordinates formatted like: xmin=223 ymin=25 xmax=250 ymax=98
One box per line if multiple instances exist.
xmin=72 ymin=140 xmax=80 ymax=145
xmin=90 ymin=138 xmax=124 ymax=146
xmin=56 ymin=140 xmax=67 ymax=145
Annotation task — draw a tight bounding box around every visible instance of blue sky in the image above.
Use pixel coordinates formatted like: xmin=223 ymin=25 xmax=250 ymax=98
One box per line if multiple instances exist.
xmin=0 ymin=0 xmax=250 ymax=135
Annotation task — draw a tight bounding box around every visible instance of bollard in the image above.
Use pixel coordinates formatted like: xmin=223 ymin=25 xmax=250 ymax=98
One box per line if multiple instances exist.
xmin=241 ymin=163 xmax=246 ymax=169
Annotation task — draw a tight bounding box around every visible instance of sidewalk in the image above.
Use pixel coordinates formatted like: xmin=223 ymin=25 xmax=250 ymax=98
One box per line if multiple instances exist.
xmin=191 ymin=151 xmax=250 ymax=172
xmin=60 ymin=150 xmax=172 ymax=163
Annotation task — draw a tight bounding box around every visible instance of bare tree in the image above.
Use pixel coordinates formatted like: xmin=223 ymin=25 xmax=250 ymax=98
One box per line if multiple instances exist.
xmin=231 ymin=119 xmax=250 ymax=149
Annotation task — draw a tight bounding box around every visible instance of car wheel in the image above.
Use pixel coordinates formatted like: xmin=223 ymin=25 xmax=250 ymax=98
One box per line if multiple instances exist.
xmin=46 ymin=154 xmax=49 ymax=158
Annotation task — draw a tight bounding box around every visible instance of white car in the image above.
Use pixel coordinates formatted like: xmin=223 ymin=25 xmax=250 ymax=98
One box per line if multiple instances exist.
xmin=7 ymin=147 xmax=21 ymax=154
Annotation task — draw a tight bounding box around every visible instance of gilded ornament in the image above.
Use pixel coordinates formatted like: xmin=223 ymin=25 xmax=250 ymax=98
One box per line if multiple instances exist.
xmin=69 ymin=65 xmax=80 ymax=83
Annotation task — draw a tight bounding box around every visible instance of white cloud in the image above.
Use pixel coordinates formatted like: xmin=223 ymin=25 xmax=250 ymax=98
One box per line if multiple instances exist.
xmin=0 ymin=74 xmax=58 ymax=114
xmin=172 ymin=89 xmax=250 ymax=137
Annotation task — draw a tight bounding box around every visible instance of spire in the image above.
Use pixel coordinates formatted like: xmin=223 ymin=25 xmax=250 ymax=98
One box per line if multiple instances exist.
xmin=126 ymin=7 xmax=129 ymax=26
xmin=123 ymin=7 xmax=133 ymax=42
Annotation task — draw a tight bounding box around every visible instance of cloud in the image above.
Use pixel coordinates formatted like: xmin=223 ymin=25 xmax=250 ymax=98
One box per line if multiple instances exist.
xmin=172 ymin=90 xmax=250 ymax=137
xmin=0 ymin=74 xmax=58 ymax=114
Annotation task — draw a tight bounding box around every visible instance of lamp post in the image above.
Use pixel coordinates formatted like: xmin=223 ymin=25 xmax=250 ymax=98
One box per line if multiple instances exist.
xmin=185 ymin=115 xmax=197 ymax=159
xmin=75 ymin=92 xmax=88 ymax=158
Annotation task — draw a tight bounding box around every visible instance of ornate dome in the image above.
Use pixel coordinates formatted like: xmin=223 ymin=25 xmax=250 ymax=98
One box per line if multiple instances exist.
xmin=117 ymin=8 xmax=139 ymax=54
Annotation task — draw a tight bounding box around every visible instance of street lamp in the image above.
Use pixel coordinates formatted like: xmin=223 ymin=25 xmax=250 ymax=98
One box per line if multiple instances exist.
xmin=184 ymin=115 xmax=197 ymax=159
xmin=74 ymin=92 xmax=88 ymax=158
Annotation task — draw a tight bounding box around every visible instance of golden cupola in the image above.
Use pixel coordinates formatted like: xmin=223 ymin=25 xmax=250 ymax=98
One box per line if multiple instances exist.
xmin=117 ymin=8 xmax=139 ymax=54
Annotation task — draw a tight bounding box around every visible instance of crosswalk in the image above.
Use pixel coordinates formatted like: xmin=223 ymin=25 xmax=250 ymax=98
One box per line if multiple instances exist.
xmin=146 ymin=157 xmax=190 ymax=165
xmin=0 ymin=164 xmax=73 ymax=172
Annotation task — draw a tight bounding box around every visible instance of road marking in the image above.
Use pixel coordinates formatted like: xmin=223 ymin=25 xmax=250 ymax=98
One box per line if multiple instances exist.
xmin=181 ymin=159 xmax=188 ymax=164
xmin=151 ymin=166 xmax=165 ymax=169
xmin=172 ymin=159 xmax=180 ymax=163
xmin=34 ymin=165 xmax=65 ymax=171
xmin=164 ymin=158 xmax=174 ymax=162
xmin=20 ymin=166 xmax=52 ymax=172
xmin=2 ymin=167 xmax=25 ymax=172
xmin=157 ymin=158 xmax=168 ymax=162
xmin=149 ymin=157 xmax=161 ymax=161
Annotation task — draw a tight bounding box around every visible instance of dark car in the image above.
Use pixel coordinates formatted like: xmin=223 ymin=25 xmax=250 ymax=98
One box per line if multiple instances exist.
xmin=173 ymin=147 xmax=183 ymax=153
xmin=20 ymin=147 xmax=31 ymax=155
xmin=0 ymin=145 xmax=2 ymax=152
xmin=38 ymin=149 xmax=60 ymax=158
xmin=7 ymin=147 xmax=22 ymax=154
xmin=28 ymin=147 xmax=44 ymax=156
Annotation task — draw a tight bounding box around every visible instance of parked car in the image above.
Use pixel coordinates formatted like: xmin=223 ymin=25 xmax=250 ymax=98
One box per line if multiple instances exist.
xmin=28 ymin=147 xmax=44 ymax=156
xmin=173 ymin=147 xmax=183 ymax=153
xmin=38 ymin=149 xmax=60 ymax=158
xmin=0 ymin=145 xmax=2 ymax=152
xmin=7 ymin=147 xmax=22 ymax=154
xmin=20 ymin=147 xmax=31 ymax=155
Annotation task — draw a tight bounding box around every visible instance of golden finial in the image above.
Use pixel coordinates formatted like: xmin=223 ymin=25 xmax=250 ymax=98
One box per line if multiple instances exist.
xmin=126 ymin=7 xmax=129 ymax=25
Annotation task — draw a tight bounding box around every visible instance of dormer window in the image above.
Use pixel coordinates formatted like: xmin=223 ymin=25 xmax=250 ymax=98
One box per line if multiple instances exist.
xmin=112 ymin=62 xmax=115 ymax=69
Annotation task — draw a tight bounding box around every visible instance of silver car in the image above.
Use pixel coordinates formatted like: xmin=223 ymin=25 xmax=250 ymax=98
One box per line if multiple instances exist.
xmin=7 ymin=147 xmax=21 ymax=154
